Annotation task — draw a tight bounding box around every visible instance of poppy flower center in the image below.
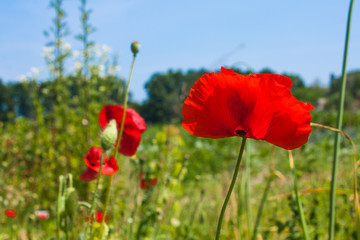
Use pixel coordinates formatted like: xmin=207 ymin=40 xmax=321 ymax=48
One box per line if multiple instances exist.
xmin=234 ymin=129 xmax=246 ymax=137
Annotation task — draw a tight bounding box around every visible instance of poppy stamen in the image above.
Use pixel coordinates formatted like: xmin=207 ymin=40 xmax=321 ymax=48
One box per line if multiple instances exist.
xmin=235 ymin=129 xmax=246 ymax=137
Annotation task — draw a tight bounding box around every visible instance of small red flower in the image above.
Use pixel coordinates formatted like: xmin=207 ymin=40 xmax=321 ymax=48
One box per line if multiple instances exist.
xmin=5 ymin=209 xmax=16 ymax=218
xmin=79 ymin=147 xmax=119 ymax=181
xmin=35 ymin=210 xmax=49 ymax=220
xmin=99 ymin=105 xmax=146 ymax=156
xmin=140 ymin=172 xmax=158 ymax=190
xmin=182 ymin=67 xmax=313 ymax=150
xmin=85 ymin=211 xmax=108 ymax=223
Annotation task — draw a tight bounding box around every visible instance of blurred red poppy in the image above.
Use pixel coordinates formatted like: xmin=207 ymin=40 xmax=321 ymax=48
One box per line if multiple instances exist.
xmin=35 ymin=210 xmax=49 ymax=220
xmin=5 ymin=209 xmax=16 ymax=218
xmin=85 ymin=211 xmax=108 ymax=223
xmin=99 ymin=105 xmax=146 ymax=156
xmin=140 ymin=172 xmax=158 ymax=190
xmin=79 ymin=147 xmax=118 ymax=181
xmin=79 ymin=168 xmax=98 ymax=182
xmin=182 ymin=67 xmax=313 ymax=150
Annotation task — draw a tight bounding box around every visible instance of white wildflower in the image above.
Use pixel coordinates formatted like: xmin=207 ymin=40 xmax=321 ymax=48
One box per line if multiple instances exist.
xmin=102 ymin=44 xmax=112 ymax=54
xmin=74 ymin=62 xmax=82 ymax=72
xmin=72 ymin=50 xmax=80 ymax=59
xmin=171 ymin=218 xmax=181 ymax=227
xmin=31 ymin=67 xmax=39 ymax=78
xmin=41 ymin=46 xmax=54 ymax=57
xmin=108 ymin=65 xmax=120 ymax=75
xmin=94 ymin=45 xmax=101 ymax=57
xmin=64 ymin=42 xmax=71 ymax=51
xmin=19 ymin=74 xmax=27 ymax=83
xmin=127 ymin=217 xmax=134 ymax=224
xmin=82 ymin=119 xmax=89 ymax=126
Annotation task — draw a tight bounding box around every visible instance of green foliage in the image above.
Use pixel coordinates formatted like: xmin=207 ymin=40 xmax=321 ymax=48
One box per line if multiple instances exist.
xmin=293 ymin=86 xmax=326 ymax=107
xmin=140 ymin=69 xmax=207 ymax=123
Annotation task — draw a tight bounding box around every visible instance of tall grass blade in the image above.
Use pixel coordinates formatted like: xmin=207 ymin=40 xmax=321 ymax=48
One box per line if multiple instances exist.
xmin=328 ymin=1 xmax=355 ymax=239
xmin=288 ymin=151 xmax=310 ymax=240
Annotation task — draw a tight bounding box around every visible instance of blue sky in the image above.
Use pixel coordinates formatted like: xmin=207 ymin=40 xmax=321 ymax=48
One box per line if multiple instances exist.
xmin=0 ymin=0 xmax=359 ymax=102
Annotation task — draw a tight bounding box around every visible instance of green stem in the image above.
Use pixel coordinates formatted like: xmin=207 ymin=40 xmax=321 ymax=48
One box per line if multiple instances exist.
xmin=251 ymin=174 xmax=273 ymax=240
xmin=84 ymin=152 xmax=105 ymax=240
xmin=115 ymin=55 xmax=136 ymax=154
xmin=245 ymin=141 xmax=252 ymax=239
xmin=100 ymin=54 xmax=137 ymax=238
xmin=215 ymin=137 xmax=247 ymax=240
xmin=68 ymin=173 xmax=73 ymax=188
xmin=237 ymin=168 xmax=245 ymax=239
xmin=56 ymin=175 xmax=64 ymax=240
xmin=329 ymin=1 xmax=354 ymax=239
xmin=99 ymin=174 xmax=113 ymax=237
xmin=128 ymin=166 xmax=141 ymax=240
xmin=289 ymin=151 xmax=310 ymax=240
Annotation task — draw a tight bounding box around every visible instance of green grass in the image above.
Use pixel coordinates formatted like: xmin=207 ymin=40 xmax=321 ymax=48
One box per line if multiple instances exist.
xmin=0 ymin=119 xmax=359 ymax=239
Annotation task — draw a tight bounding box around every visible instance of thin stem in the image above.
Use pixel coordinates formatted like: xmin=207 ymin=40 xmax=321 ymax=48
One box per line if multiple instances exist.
xmin=329 ymin=1 xmax=354 ymax=239
xmin=56 ymin=175 xmax=64 ymax=240
xmin=215 ymin=137 xmax=247 ymax=240
xmin=128 ymin=165 xmax=141 ymax=240
xmin=68 ymin=173 xmax=73 ymax=188
xmin=100 ymin=54 xmax=137 ymax=238
xmin=251 ymin=174 xmax=273 ymax=240
xmin=84 ymin=152 xmax=105 ymax=240
xmin=115 ymin=55 xmax=136 ymax=154
xmin=99 ymin=174 xmax=113 ymax=237
xmin=245 ymin=141 xmax=252 ymax=239
xmin=289 ymin=151 xmax=309 ymax=240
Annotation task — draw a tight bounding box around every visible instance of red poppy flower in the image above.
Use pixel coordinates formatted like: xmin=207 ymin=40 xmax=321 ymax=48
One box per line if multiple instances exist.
xmin=85 ymin=211 xmax=108 ymax=223
xmin=35 ymin=210 xmax=49 ymax=220
xmin=99 ymin=105 xmax=147 ymax=156
xmin=140 ymin=172 xmax=158 ymax=190
xmin=5 ymin=209 xmax=16 ymax=218
xmin=182 ymin=67 xmax=313 ymax=150
xmin=79 ymin=147 xmax=118 ymax=181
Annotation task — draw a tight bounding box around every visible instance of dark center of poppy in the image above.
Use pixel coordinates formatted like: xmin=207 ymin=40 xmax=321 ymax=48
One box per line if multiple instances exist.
xmin=235 ymin=129 xmax=246 ymax=137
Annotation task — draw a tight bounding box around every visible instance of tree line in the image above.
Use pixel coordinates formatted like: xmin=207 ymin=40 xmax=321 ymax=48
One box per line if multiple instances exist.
xmin=1 ymin=68 xmax=360 ymax=124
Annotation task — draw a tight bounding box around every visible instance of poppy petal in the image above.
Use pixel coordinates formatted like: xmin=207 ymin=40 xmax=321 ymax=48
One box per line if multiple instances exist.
xmin=99 ymin=105 xmax=146 ymax=133
xmin=101 ymin=156 xmax=119 ymax=175
xmin=118 ymin=131 xmax=142 ymax=156
xmin=182 ymin=68 xmax=276 ymax=139
xmin=262 ymin=99 xmax=314 ymax=150
xmin=84 ymin=147 xmax=102 ymax=167
xmin=99 ymin=105 xmax=146 ymax=156
xmin=84 ymin=147 xmax=119 ymax=175
xmin=140 ymin=172 xmax=158 ymax=190
xmin=79 ymin=168 xmax=98 ymax=181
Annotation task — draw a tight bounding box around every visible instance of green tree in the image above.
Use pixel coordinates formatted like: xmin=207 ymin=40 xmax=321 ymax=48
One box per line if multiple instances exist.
xmin=140 ymin=69 xmax=207 ymax=123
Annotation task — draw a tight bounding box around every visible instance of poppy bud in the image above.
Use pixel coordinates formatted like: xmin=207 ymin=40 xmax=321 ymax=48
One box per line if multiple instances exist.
xmin=65 ymin=187 xmax=78 ymax=223
xmin=59 ymin=195 xmax=66 ymax=217
xmin=101 ymin=119 xmax=118 ymax=151
xmin=131 ymin=41 xmax=140 ymax=56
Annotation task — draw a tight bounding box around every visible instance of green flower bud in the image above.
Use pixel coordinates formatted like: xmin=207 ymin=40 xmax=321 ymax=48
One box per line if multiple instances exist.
xmin=65 ymin=187 xmax=78 ymax=223
xmin=101 ymin=119 xmax=118 ymax=151
xmin=131 ymin=41 xmax=140 ymax=56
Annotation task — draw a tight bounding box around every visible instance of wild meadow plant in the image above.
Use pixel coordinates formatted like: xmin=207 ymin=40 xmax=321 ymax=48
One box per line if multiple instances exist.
xmin=1 ymin=0 xmax=360 ymax=239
